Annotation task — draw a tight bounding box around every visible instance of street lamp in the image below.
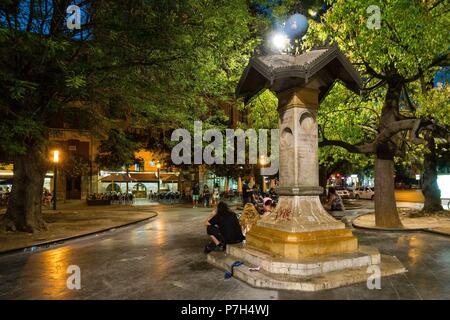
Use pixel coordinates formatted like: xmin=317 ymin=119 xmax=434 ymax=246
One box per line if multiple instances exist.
xmin=259 ymin=155 xmax=268 ymax=193
xmin=156 ymin=162 xmax=161 ymax=193
xmin=52 ymin=150 xmax=60 ymax=210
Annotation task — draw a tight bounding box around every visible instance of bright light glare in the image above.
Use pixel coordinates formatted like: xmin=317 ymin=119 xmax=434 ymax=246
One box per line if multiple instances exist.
xmin=437 ymin=175 xmax=450 ymax=198
xmin=308 ymin=9 xmax=317 ymax=17
xmin=271 ymin=33 xmax=289 ymax=51
xmin=259 ymin=155 xmax=268 ymax=166
xmin=53 ymin=150 xmax=59 ymax=163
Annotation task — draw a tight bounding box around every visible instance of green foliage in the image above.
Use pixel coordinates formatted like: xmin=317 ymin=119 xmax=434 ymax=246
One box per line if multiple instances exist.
xmin=0 ymin=0 xmax=267 ymax=168
xmin=304 ymin=0 xmax=448 ymax=82
xmin=245 ymin=90 xmax=278 ymax=130
xmin=96 ymin=129 xmax=142 ymax=170
xmin=61 ymin=153 xmax=90 ymax=178
xmin=318 ymin=83 xmax=376 ymax=170
xmin=415 ymin=86 xmax=450 ymax=127
xmin=301 ymin=0 xmax=448 ymax=173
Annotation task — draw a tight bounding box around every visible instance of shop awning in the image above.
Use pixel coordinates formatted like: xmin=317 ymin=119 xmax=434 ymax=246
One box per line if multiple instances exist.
xmin=130 ymin=173 xmax=159 ymax=182
xmin=100 ymin=173 xmax=137 ymax=183
xmin=100 ymin=172 xmax=180 ymax=183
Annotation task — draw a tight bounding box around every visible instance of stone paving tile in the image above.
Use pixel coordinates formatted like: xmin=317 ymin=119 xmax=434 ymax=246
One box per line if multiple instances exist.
xmin=0 ymin=204 xmax=448 ymax=300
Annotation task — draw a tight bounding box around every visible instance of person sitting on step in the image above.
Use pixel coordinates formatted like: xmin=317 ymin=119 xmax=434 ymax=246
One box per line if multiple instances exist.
xmin=204 ymin=201 xmax=245 ymax=253
xmin=326 ymin=187 xmax=345 ymax=211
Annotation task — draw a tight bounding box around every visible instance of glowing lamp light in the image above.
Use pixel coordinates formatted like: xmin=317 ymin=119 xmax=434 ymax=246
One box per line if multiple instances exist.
xmin=437 ymin=175 xmax=450 ymax=198
xmin=156 ymin=163 xmax=161 ymax=169
xmin=52 ymin=150 xmax=60 ymax=163
xmin=270 ymin=32 xmax=289 ymax=52
xmin=259 ymin=155 xmax=268 ymax=166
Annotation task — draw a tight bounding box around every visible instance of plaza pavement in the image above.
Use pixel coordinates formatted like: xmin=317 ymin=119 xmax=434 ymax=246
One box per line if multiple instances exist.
xmin=0 ymin=201 xmax=158 ymax=253
xmin=0 ymin=202 xmax=448 ymax=300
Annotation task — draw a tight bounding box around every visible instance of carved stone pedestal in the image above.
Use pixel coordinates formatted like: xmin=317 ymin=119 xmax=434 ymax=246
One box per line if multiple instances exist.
xmin=246 ymin=225 xmax=357 ymax=260
xmin=244 ymin=86 xmax=360 ymax=260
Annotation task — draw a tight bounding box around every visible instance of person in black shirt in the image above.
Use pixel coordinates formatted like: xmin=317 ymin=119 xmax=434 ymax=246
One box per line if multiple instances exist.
xmin=204 ymin=201 xmax=245 ymax=253
xmin=202 ymin=184 xmax=210 ymax=207
xmin=192 ymin=183 xmax=200 ymax=208
xmin=242 ymin=181 xmax=250 ymax=205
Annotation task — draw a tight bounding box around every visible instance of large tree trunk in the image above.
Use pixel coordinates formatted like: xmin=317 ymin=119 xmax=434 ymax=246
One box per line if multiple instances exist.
xmin=0 ymin=146 xmax=49 ymax=233
xmin=374 ymin=156 xmax=402 ymax=227
xmin=422 ymin=136 xmax=443 ymax=213
xmin=374 ymin=82 xmax=403 ymax=228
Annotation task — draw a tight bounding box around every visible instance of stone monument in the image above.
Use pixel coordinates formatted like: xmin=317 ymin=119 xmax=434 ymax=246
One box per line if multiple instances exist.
xmin=207 ymin=44 xmax=406 ymax=291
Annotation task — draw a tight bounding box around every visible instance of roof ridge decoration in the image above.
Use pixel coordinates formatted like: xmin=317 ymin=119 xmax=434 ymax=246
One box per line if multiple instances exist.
xmin=236 ymin=43 xmax=362 ymax=104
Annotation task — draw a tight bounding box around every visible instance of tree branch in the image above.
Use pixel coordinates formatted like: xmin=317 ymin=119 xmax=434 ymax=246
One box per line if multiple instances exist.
xmin=319 ymin=119 xmax=427 ymax=155
xmin=405 ymin=54 xmax=449 ymax=83
xmin=319 ymin=139 xmax=375 ymax=154
xmin=362 ymin=59 xmax=389 ymax=81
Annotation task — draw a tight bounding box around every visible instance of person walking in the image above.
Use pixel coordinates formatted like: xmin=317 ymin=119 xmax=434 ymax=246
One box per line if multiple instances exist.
xmin=212 ymin=183 xmax=220 ymax=206
xmin=242 ymin=180 xmax=250 ymax=205
xmin=192 ymin=182 xmax=200 ymax=208
xmin=202 ymin=184 xmax=210 ymax=207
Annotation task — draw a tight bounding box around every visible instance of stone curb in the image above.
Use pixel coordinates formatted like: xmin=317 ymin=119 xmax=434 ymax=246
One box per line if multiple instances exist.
xmin=0 ymin=211 xmax=158 ymax=256
xmin=352 ymin=212 xmax=450 ymax=237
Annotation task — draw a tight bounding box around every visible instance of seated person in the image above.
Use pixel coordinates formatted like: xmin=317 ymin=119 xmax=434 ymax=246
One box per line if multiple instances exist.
xmin=239 ymin=203 xmax=260 ymax=236
xmin=204 ymin=201 xmax=245 ymax=253
xmin=326 ymin=187 xmax=345 ymax=211
xmin=262 ymin=197 xmax=274 ymax=217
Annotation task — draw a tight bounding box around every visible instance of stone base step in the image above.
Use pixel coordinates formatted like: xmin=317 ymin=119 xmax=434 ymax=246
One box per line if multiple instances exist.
xmin=227 ymin=243 xmax=380 ymax=276
xmin=207 ymin=250 xmax=406 ymax=292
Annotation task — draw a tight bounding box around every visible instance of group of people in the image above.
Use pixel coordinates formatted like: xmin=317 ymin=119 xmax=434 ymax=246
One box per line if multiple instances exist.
xmin=87 ymin=192 xmax=134 ymax=204
xmin=148 ymin=190 xmax=183 ymax=203
xmin=42 ymin=188 xmax=53 ymax=206
xmin=191 ymin=183 xmax=220 ymax=208
xmin=242 ymin=181 xmax=277 ymax=206
xmin=202 ymin=186 xmax=346 ymax=253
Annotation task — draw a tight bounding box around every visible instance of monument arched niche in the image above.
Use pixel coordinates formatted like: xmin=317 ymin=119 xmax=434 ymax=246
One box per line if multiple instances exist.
xmin=279 ymin=126 xmax=295 ymax=187
xmin=298 ymin=110 xmax=319 ymax=187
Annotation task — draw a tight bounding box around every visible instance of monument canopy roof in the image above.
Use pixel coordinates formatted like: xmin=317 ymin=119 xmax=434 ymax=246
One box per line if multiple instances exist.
xmin=236 ymin=43 xmax=362 ymax=104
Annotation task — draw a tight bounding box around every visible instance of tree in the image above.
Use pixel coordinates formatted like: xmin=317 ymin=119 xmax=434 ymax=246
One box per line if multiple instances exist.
xmin=317 ymin=83 xmax=376 ymax=189
xmin=297 ymin=0 xmax=449 ymax=227
xmin=0 ymin=0 xmax=265 ymax=232
xmin=415 ymin=86 xmax=450 ymax=212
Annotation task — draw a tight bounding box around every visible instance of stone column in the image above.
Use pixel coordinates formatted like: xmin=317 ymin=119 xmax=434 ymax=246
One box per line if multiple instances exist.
xmin=246 ymin=87 xmax=357 ymax=259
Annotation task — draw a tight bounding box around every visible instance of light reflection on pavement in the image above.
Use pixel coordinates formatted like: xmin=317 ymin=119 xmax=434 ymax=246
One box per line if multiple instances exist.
xmin=0 ymin=203 xmax=448 ymax=300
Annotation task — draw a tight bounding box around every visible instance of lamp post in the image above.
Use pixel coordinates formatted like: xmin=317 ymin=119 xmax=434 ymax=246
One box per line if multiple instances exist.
xmin=52 ymin=150 xmax=60 ymax=211
xmin=156 ymin=163 xmax=161 ymax=193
